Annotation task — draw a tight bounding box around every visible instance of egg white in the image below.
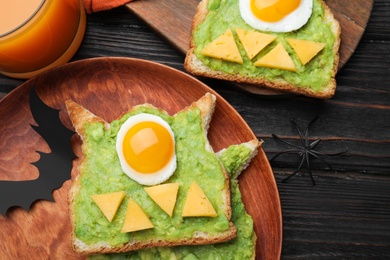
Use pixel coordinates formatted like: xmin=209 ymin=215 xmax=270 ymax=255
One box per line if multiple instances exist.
xmin=239 ymin=0 xmax=313 ymax=33
xmin=116 ymin=113 xmax=177 ymax=186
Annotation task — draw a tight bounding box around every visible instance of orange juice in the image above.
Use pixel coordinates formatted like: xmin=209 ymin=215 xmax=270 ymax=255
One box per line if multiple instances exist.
xmin=0 ymin=0 xmax=86 ymax=79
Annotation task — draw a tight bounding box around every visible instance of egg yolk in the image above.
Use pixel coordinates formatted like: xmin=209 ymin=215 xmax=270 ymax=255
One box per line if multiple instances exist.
xmin=122 ymin=121 xmax=174 ymax=174
xmin=250 ymin=0 xmax=301 ymax=22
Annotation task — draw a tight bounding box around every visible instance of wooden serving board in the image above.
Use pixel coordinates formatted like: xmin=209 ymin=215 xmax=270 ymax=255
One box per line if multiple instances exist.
xmin=126 ymin=0 xmax=373 ymax=95
xmin=0 ymin=58 xmax=282 ymax=259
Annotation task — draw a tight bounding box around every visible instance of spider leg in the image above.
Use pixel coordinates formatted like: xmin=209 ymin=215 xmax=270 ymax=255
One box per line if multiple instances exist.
xmin=290 ymin=118 xmax=306 ymax=147
xmin=269 ymin=149 xmax=302 ymax=161
xmin=306 ymin=151 xmax=316 ymax=185
xmin=309 ymin=138 xmax=321 ymax=150
xmin=304 ymin=116 xmax=319 ymax=147
xmin=273 ymin=116 xmax=346 ymax=185
xmin=282 ymin=153 xmax=306 ymax=183
xmin=310 ymin=149 xmax=349 ymax=157
xmin=272 ymin=134 xmax=302 ymax=149
xmin=307 ymin=115 xmax=319 ymax=129
xmin=307 ymin=150 xmax=335 ymax=171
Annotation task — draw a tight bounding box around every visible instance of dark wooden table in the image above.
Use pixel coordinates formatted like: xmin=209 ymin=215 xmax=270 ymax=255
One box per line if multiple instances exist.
xmin=1 ymin=1 xmax=389 ymax=258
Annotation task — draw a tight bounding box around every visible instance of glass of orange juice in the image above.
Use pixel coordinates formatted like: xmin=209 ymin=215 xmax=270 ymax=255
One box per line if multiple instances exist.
xmin=0 ymin=0 xmax=86 ymax=79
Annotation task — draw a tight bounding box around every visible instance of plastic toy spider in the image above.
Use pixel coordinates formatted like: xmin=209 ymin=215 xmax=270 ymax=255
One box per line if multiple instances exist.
xmin=270 ymin=116 xmax=348 ymax=185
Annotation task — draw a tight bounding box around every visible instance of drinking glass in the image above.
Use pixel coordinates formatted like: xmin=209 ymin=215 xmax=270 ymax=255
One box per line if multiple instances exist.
xmin=0 ymin=0 xmax=86 ymax=79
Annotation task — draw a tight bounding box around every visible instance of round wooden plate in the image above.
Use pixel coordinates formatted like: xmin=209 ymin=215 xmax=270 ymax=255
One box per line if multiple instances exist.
xmin=0 ymin=57 xmax=282 ymax=259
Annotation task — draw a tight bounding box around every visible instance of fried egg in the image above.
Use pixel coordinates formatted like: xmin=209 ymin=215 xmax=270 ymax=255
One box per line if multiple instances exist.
xmin=116 ymin=113 xmax=176 ymax=186
xmin=239 ymin=0 xmax=313 ymax=33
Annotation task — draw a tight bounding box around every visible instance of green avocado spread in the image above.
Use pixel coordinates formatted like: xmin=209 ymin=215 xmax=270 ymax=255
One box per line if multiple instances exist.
xmin=193 ymin=0 xmax=336 ymax=91
xmin=90 ymin=143 xmax=256 ymax=260
xmin=218 ymin=144 xmax=252 ymax=179
xmin=74 ymin=106 xmax=232 ymax=246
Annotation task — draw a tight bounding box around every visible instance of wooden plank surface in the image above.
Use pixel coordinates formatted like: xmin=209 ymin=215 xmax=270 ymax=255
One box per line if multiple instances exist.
xmin=0 ymin=0 xmax=389 ymax=258
xmin=126 ymin=0 xmax=373 ymax=95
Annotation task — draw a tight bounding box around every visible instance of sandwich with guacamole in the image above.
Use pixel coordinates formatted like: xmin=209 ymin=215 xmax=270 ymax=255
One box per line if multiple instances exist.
xmin=65 ymin=93 xmax=260 ymax=258
xmin=89 ymin=139 xmax=260 ymax=259
xmin=184 ymin=0 xmax=341 ymax=98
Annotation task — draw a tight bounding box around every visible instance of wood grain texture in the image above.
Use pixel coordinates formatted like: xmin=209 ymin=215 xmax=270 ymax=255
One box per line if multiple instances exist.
xmin=0 ymin=0 xmax=389 ymax=258
xmin=0 ymin=58 xmax=281 ymax=259
xmin=126 ymin=0 xmax=373 ymax=95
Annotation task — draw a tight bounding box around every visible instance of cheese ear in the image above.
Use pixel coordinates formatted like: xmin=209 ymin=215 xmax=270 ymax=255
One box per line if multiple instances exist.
xmin=235 ymin=28 xmax=276 ymax=59
xmin=286 ymin=38 xmax=325 ymax=65
xmin=254 ymin=43 xmax=297 ymax=72
xmin=91 ymin=191 xmax=126 ymax=222
xmin=200 ymin=28 xmax=243 ymax=64
xmin=121 ymin=199 xmax=154 ymax=233
xmin=182 ymin=181 xmax=217 ymax=217
xmin=144 ymin=183 xmax=179 ymax=217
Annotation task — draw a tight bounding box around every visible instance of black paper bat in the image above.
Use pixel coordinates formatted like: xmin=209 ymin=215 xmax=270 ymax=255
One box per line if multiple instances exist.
xmin=0 ymin=86 xmax=75 ymax=216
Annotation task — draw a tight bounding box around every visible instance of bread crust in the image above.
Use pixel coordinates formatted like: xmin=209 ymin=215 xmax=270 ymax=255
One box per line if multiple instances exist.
xmin=184 ymin=0 xmax=341 ymax=99
xmin=217 ymin=138 xmax=261 ymax=260
xmin=216 ymin=139 xmax=262 ymax=180
xmin=65 ymin=94 xmax=237 ymax=255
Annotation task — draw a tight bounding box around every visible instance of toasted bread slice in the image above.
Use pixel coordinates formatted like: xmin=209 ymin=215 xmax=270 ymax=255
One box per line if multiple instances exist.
xmin=65 ymin=93 xmax=237 ymax=255
xmin=184 ymin=0 xmax=341 ymax=99
xmin=89 ymin=138 xmax=261 ymax=259
xmin=216 ymin=139 xmax=261 ymax=260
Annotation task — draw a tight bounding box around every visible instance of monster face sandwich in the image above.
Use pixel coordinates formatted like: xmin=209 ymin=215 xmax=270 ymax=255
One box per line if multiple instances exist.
xmin=65 ymin=93 xmax=260 ymax=258
xmin=185 ymin=0 xmax=341 ymax=98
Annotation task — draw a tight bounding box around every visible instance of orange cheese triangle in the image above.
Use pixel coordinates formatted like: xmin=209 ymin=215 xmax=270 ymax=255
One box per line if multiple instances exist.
xmin=144 ymin=183 xmax=179 ymax=217
xmin=121 ymin=199 xmax=154 ymax=233
xmin=286 ymin=38 xmax=325 ymax=65
xmin=91 ymin=191 xmax=125 ymax=222
xmin=235 ymin=28 xmax=276 ymax=59
xmin=182 ymin=181 xmax=217 ymax=217
xmin=254 ymin=43 xmax=297 ymax=72
xmin=200 ymin=28 xmax=243 ymax=64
